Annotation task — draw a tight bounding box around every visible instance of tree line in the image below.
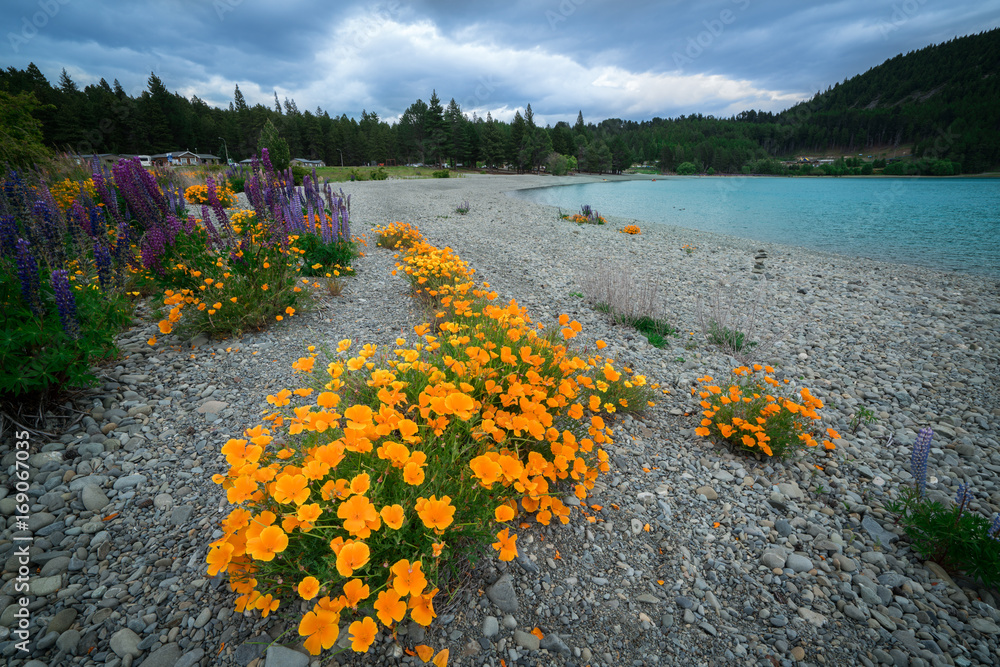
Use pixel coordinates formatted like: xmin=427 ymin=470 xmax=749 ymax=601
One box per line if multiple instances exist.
xmin=2 ymin=27 xmax=998 ymax=174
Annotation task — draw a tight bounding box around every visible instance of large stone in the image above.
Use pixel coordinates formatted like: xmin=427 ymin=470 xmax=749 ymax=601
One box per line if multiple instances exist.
xmin=80 ymin=485 xmax=110 ymax=512
xmin=197 ymin=400 xmax=228 ymax=414
xmin=113 ymin=474 xmax=147 ymax=490
xmin=862 ymin=515 xmax=899 ymax=545
xmin=47 ymin=608 xmax=78 ymax=635
xmin=142 ymin=643 xmax=183 ymax=667
xmin=970 ymin=617 xmax=1000 ymax=634
xmin=695 ymin=485 xmax=718 ymax=500
xmin=761 ymin=550 xmax=787 ymax=569
xmin=110 ymin=628 xmax=141 ymax=658
xmin=30 ymin=575 xmax=61 ymax=596
xmin=776 ymin=482 xmax=804 ymax=499
xmin=785 ymin=554 xmax=813 ymax=573
xmin=56 ymin=629 xmax=81 ymax=654
xmin=798 ymin=607 xmax=827 ymax=627
xmin=513 ymin=629 xmax=540 ymax=651
xmin=485 ymin=574 xmax=519 ymax=614
xmin=264 ymin=645 xmax=309 ymax=667
xmin=482 ymin=616 xmax=499 ymax=638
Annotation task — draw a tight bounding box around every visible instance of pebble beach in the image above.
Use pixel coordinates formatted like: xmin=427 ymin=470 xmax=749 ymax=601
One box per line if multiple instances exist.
xmin=2 ymin=173 xmax=999 ymax=667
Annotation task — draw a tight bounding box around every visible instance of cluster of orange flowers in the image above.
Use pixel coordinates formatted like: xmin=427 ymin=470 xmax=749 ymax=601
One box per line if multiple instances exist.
xmin=206 ymin=223 xmax=652 ymax=660
xmin=567 ymin=213 xmax=607 ymax=224
xmin=184 ymin=183 xmax=237 ymax=206
xmin=49 ymin=178 xmax=98 ymax=212
xmin=621 ymin=225 xmax=641 ymax=235
xmin=372 ymin=221 xmax=423 ymax=249
xmin=693 ymin=365 xmax=836 ymax=457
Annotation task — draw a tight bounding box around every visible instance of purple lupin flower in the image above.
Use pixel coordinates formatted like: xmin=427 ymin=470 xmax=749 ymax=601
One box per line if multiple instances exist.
xmin=93 ymin=240 xmax=113 ymax=290
xmin=200 ymin=205 xmax=222 ymax=250
xmin=990 ymin=514 xmax=1000 ymax=540
xmin=261 ymin=148 xmax=273 ymax=175
xmin=206 ymin=176 xmax=235 ymax=238
xmin=0 ymin=215 xmax=17 ymax=257
xmin=955 ymin=483 xmax=973 ymax=510
xmin=15 ymin=238 xmax=43 ymax=316
xmin=910 ymin=427 xmax=932 ymax=497
xmin=50 ymin=269 xmax=79 ymax=338
xmin=92 ymin=160 xmax=124 ymax=227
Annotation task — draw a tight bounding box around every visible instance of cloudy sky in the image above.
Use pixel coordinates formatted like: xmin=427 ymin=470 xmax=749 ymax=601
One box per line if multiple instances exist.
xmin=4 ymin=0 xmax=998 ymax=125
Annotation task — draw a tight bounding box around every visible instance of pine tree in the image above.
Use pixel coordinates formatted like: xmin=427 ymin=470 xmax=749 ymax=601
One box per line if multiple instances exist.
xmin=258 ymin=117 xmax=290 ymax=170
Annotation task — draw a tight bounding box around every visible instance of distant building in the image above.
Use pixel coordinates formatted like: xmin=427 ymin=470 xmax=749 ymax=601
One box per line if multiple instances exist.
xmin=73 ymin=153 xmax=119 ymax=166
xmin=150 ymin=151 xmax=221 ymax=166
xmin=291 ymin=158 xmax=326 ymax=168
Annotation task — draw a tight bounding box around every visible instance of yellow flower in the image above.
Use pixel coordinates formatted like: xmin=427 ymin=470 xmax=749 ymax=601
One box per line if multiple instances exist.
xmin=298 ymin=576 xmax=320 ymax=600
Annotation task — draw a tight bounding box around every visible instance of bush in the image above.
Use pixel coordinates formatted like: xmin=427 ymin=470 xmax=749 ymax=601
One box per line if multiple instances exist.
xmin=369 ymin=167 xmax=388 ymax=181
xmin=545 ymin=152 xmax=569 ymax=176
xmin=185 ymin=183 xmax=236 ymax=207
xmin=1 ymin=264 xmax=131 ymax=402
xmin=676 ymin=162 xmax=697 ymax=175
xmin=291 ymin=166 xmax=310 ymax=186
xmin=296 ymin=233 xmax=360 ymax=277
xmin=694 ymin=365 xmax=835 ymax=459
xmin=0 ymin=165 xmax=139 ymax=404
xmin=431 ymin=170 xmax=450 ymax=178
xmin=206 ymin=224 xmax=655 ymax=659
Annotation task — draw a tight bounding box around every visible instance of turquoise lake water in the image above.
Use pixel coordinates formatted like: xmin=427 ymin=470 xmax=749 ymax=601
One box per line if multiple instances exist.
xmin=511 ymin=177 xmax=1000 ymax=277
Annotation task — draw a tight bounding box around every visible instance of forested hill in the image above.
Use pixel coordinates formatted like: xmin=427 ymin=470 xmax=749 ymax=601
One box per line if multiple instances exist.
xmin=1 ymin=28 xmax=998 ymax=174
xmin=765 ymin=27 xmax=1000 ymax=170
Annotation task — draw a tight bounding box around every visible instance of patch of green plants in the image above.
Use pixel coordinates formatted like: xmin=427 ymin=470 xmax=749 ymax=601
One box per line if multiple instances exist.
xmin=1 ymin=272 xmax=132 ymax=403
xmin=569 ymin=291 xmax=584 ymax=298
xmin=886 ymin=428 xmax=1000 ymax=588
xmin=432 ymin=169 xmax=451 ymax=178
xmin=455 ymin=200 xmax=470 ymax=215
xmin=295 ymin=234 xmax=361 ymax=277
xmin=850 ymin=405 xmax=879 ymax=433
xmin=706 ymin=319 xmax=756 ymax=352
xmin=369 ymin=167 xmax=388 ymax=181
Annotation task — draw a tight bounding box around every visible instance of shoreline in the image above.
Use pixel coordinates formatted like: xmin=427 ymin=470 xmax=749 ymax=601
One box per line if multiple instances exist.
xmin=497 ymin=173 xmax=1000 ymax=281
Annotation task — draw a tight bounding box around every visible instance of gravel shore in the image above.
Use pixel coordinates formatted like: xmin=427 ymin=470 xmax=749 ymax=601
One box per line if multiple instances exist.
xmin=2 ymin=173 xmax=998 ymax=667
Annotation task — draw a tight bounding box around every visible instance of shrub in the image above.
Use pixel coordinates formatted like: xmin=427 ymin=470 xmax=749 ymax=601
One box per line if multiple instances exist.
xmin=369 ymin=167 xmax=389 ymax=181
xmin=693 ymin=365 xmax=834 ymax=459
xmin=149 ymin=150 xmax=354 ymax=339
xmin=885 ymin=428 xmax=1000 ymax=587
xmin=0 ymin=165 xmax=138 ymax=405
xmin=291 ymin=166 xmax=310 ymax=186
xmin=545 ymin=152 xmax=569 ymax=176
xmin=676 ymin=162 xmax=697 ymax=175
xmin=207 ymin=224 xmax=654 ymax=660
xmin=582 ymin=267 xmax=676 ymax=348
xmin=696 ymin=276 xmax=793 ymax=366
xmin=431 ymin=170 xmax=450 ymax=178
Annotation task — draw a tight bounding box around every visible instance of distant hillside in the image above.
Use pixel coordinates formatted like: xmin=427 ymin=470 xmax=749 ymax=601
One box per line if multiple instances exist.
xmin=771 ymin=28 xmax=1000 ymax=171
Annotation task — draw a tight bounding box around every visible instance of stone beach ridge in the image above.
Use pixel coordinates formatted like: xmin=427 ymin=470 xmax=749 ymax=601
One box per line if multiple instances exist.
xmin=1 ymin=173 xmax=998 ymax=667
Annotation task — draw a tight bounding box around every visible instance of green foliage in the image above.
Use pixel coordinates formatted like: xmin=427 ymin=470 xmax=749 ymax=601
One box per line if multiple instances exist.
xmin=290 ymin=166 xmax=310 ymax=186
xmin=545 ymin=152 xmax=570 ymax=176
xmin=706 ymin=319 xmax=756 ymax=352
xmin=295 ymin=234 xmax=360 ymax=277
xmin=695 ymin=367 xmax=827 ymax=459
xmin=455 ymin=200 xmax=470 ymax=215
xmin=886 ymin=488 xmax=1000 ymax=589
xmin=849 ymin=405 xmax=879 ymax=433
xmin=0 ymin=91 xmax=52 ymax=170
xmin=258 ymin=118 xmax=290 ymax=171
xmin=431 ymin=169 xmax=450 ymax=178
xmin=613 ymin=314 xmax=676 ymax=349
xmin=1 ymin=269 xmax=132 ymax=402
xmin=369 ymin=167 xmax=388 ymax=180
xmin=227 ymin=177 xmax=246 ymax=193
xmin=676 ymin=161 xmax=697 ymax=175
